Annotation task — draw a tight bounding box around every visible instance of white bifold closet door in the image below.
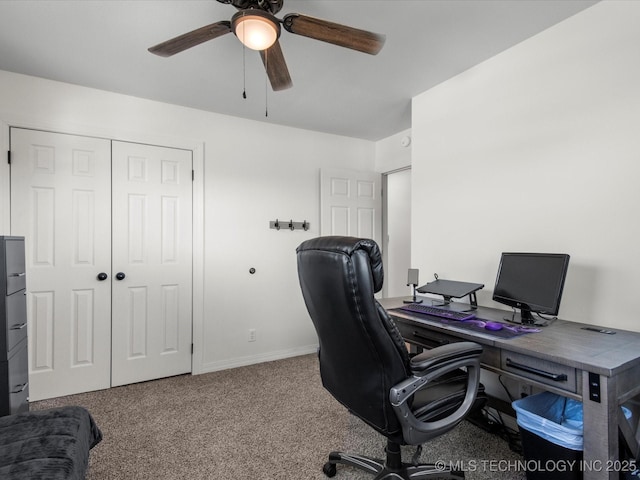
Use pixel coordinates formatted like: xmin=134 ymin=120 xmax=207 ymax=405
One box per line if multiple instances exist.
xmin=10 ymin=128 xmax=193 ymax=400
xmin=110 ymin=141 xmax=192 ymax=387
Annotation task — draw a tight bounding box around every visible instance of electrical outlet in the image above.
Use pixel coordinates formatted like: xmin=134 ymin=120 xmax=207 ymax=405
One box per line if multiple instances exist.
xmin=248 ymin=329 xmax=256 ymax=342
xmin=520 ymin=383 xmax=532 ymax=398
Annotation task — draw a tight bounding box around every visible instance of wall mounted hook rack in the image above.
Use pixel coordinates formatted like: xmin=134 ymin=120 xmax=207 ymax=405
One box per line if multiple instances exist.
xmin=270 ymin=219 xmax=310 ymax=231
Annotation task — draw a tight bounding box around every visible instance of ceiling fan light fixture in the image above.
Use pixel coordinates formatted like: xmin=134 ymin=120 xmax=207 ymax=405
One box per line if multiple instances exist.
xmin=232 ymin=10 xmax=280 ymax=51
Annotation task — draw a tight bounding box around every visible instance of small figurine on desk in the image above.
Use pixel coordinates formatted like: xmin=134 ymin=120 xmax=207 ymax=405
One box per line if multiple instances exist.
xmin=403 ymin=268 xmax=423 ymax=304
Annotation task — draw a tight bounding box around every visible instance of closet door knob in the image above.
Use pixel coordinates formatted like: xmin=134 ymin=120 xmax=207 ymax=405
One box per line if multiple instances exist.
xmin=97 ymin=272 xmax=108 ymax=281
xmin=115 ymin=272 xmax=126 ymax=281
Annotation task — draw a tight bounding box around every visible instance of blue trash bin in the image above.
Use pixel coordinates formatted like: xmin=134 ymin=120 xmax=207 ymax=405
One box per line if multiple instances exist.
xmin=512 ymin=392 xmax=584 ymax=480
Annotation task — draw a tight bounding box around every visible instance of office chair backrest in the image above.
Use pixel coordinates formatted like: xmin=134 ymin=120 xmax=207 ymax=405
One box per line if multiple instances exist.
xmin=296 ymin=236 xmax=410 ymax=441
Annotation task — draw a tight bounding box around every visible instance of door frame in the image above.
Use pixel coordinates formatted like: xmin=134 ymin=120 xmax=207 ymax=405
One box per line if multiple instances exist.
xmin=0 ymin=116 xmax=207 ymax=376
xmin=381 ymin=166 xmax=412 ymax=299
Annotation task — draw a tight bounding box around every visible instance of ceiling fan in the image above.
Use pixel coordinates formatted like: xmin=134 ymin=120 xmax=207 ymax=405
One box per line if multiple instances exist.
xmin=148 ymin=0 xmax=386 ymax=91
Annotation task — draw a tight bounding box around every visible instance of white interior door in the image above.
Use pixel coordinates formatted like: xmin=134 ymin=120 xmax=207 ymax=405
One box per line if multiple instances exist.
xmin=110 ymin=141 xmax=193 ymax=386
xmin=320 ymin=168 xmax=382 ymax=244
xmin=10 ymin=128 xmax=112 ymax=400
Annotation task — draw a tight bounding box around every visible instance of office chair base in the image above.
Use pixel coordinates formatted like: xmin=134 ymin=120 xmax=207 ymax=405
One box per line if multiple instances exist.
xmin=323 ymin=450 xmax=465 ymax=479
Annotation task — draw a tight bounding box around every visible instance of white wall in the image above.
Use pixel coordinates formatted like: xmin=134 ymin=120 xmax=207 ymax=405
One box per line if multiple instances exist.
xmin=376 ymin=128 xmax=413 ymax=297
xmin=411 ymin=1 xmax=640 ymax=331
xmin=375 ymin=128 xmax=412 ymax=173
xmin=0 ymin=70 xmax=375 ymax=374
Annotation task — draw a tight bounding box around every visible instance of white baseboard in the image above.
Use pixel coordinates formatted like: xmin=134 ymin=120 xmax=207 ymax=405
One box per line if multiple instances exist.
xmin=197 ymin=344 xmax=319 ymax=375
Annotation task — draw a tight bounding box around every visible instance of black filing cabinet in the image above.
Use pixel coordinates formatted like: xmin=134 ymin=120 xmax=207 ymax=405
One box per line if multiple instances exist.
xmin=0 ymin=236 xmax=29 ymax=416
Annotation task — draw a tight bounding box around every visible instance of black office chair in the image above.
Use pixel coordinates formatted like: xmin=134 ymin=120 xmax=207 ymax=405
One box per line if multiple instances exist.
xmin=296 ymin=236 xmax=487 ymax=479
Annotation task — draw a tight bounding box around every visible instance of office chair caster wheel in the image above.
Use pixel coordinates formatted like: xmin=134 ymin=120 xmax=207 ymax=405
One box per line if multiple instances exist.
xmin=322 ymin=462 xmax=337 ymax=477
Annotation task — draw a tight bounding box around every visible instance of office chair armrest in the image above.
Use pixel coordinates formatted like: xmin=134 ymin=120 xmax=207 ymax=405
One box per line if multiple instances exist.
xmin=391 ymin=342 xmax=482 ymax=406
xmin=389 ymin=342 xmax=482 ymax=445
xmin=409 ymin=342 xmax=483 ymax=374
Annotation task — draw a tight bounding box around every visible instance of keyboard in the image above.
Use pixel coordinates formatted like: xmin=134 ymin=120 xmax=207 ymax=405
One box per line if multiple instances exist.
xmin=398 ymin=303 xmax=476 ymax=321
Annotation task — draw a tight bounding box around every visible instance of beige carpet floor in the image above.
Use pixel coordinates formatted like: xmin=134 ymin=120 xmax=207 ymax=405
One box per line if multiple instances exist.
xmin=32 ymin=354 xmax=526 ymax=479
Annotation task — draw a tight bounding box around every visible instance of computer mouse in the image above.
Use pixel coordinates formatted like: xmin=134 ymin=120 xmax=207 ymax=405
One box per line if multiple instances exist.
xmin=484 ymin=321 xmax=504 ymax=331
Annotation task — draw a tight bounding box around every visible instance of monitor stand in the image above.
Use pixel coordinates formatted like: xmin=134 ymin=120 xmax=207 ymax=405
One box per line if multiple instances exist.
xmin=504 ymin=309 xmax=551 ymax=327
xmin=520 ymin=309 xmax=536 ymax=325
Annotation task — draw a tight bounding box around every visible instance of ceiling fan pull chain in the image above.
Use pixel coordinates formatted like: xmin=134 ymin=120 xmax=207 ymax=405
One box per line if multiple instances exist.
xmin=242 ymin=27 xmax=247 ymax=99
xmin=264 ymin=49 xmax=269 ymax=117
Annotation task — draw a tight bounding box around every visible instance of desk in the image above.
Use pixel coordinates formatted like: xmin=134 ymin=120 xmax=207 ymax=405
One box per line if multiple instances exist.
xmin=381 ymin=297 xmax=640 ymax=480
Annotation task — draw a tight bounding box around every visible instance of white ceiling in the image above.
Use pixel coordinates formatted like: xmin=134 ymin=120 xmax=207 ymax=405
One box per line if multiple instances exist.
xmin=0 ymin=0 xmax=598 ymax=141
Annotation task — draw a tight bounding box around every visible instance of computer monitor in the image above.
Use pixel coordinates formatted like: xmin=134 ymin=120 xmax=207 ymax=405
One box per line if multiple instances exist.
xmin=492 ymin=252 xmax=570 ymax=325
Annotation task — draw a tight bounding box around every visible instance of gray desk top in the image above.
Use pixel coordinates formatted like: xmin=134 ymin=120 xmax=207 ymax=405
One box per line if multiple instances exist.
xmin=381 ymin=296 xmax=640 ymax=377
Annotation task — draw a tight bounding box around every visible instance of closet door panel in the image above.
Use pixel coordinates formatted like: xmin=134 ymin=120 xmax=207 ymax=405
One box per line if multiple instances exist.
xmin=10 ymin=128 xmax=112 ymax=400
xmin=111 ymin=141 xmax=192 ymax=387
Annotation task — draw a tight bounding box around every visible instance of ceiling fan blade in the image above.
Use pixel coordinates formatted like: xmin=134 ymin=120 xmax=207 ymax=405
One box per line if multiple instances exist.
xmin=149 ymin=21 xmax=232 ymax=57
xmin=282 ymin=13 xmax=385 ymax=55
xmin=259 ymin=40 xmax=293 ymax=91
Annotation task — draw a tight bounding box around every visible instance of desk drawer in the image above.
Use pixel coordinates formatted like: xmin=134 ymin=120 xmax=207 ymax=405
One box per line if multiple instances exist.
xmin=5 ymin=290 xmax=27 ymax=356
xmin=397 ymin=323 xmax=457 ymax=349
xmin=5 ymin=238 xmax=26 ymax=296
xmin=501 ymin=350 xmax=577 ymax=394
xmin=1 ymin=340 xmax=29 ymax=416
xmin=397 ymin=323 xmax=500 ymax=367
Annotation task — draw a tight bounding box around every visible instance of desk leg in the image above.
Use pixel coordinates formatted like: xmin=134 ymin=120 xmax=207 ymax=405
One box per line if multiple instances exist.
xmin=582 ymin=371 xmax=618 ymax=480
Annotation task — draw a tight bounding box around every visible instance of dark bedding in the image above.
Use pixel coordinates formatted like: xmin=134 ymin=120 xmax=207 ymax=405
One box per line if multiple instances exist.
xmin=0 ymin=406 xmax=102 ymax=480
